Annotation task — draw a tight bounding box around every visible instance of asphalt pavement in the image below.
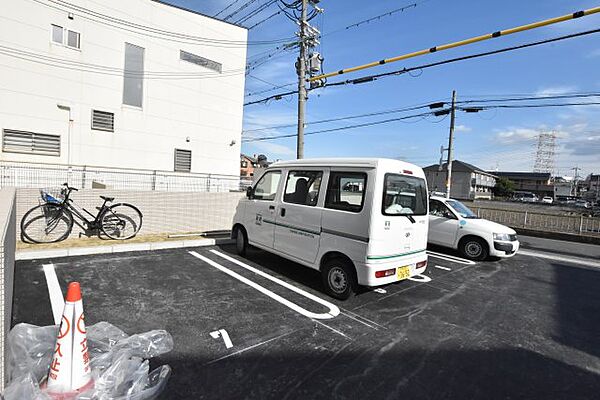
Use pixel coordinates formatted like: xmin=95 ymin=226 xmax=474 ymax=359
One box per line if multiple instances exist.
xmin=11 ymin=239 xmax=600 ymax=400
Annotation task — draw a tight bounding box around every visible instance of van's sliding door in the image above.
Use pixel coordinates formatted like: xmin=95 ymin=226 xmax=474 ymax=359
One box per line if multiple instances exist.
xmin=274 ymin=169 xmax=324 ymax=264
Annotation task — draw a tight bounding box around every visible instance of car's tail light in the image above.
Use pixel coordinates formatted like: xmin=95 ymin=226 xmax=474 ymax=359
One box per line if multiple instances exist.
xmin=416 ymin=260 xmax=427 ymax=269
xmin=375 ymin=268 xmax=396 ymax=278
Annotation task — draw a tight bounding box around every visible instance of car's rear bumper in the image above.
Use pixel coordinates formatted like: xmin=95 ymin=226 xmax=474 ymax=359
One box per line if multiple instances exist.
xmin=356 ymin=252 xmax=428 ymax=287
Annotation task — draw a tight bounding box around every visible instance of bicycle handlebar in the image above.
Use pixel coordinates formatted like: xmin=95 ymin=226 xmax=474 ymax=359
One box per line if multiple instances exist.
xmin=63 ymin=183 xmax=79 ymax=192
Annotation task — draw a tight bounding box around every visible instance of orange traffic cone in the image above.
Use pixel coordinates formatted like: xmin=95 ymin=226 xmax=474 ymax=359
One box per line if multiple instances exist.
xmin=45 ymin=282 xmax=94 ymax=399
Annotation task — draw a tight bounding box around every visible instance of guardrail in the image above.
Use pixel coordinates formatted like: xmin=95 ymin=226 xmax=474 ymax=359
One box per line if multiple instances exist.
xmin=0 ymin=161 xmax=253 ymax=193
xmin=0 ymin=188 xmax=16 ymax=390
xmin=472 ymin=206 xmax=600 ymax=236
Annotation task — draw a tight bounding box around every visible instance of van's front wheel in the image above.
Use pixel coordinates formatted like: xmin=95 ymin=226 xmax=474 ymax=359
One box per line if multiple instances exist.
xmin=321 ymin=258 xmax=356 ymax=300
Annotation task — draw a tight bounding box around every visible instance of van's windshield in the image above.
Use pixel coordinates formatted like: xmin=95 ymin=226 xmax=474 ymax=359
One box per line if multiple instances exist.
xmin=382 ymin=174 xmax=427 ymax=216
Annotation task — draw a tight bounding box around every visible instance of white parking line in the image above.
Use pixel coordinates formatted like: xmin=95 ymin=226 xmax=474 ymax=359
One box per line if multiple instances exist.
xmin=312 ymin=319 xmax=350 ymax=339
xmin=519 ymin=249 xmax=600 ymax=268
xmin=434 ymin=265 xmax=452 ymax=271
xmin=427 ymin=251 xmax=476 ymax=265
xmin=407 ymin=274 xmax=432 ymax=282
xmin=204 ymin=330 xmax=298 ymax=365
xmin=189 ymin=250 xmax=340 ymax=320
xmin=42 ymin=263 xmax=64 ymax=325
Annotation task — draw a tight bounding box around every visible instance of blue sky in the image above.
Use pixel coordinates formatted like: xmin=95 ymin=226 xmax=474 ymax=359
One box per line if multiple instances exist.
xmin=170 ymin=0 xmax=600 ymax=176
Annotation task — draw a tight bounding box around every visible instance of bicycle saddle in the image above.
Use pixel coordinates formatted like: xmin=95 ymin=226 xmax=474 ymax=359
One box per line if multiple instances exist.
xmin=100 ymin=196 xmax=115 ymax=202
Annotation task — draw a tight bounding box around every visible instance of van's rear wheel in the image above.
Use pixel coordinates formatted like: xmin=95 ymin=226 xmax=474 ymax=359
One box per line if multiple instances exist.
xmin=234 ymin=226 xmax=247 ymax=256
xmin=321 ymin=258 xmax=356 ymax=300
xmin=459 ymin=236 xmax=489 ymax=261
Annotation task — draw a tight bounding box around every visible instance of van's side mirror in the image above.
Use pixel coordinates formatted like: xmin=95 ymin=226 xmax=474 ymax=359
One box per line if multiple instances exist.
xmin=246 ymin=186 xmax=254 ymax=199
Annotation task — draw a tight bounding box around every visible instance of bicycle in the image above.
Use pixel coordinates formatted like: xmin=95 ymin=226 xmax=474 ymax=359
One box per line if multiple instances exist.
xmin=21 ymin=183 xmax=143 ymax=243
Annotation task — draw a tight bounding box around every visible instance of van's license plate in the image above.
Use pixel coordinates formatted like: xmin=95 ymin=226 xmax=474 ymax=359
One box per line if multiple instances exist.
xmin=397 ymin=266 xmax=410 ymax=280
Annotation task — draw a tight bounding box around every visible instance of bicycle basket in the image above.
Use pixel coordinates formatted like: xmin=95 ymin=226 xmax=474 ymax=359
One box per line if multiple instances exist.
xmin=40 ymin=188 xmax=65 ymax=204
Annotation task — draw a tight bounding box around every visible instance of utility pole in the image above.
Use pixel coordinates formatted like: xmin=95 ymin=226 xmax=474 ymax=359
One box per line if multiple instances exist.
xmin=296 ymin=0 xmax=308 ymax=159
xmin=445 ymin=90 xmax=457 ymax=199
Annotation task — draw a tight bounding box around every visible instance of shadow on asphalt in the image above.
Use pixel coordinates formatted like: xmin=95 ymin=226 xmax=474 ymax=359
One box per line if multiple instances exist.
xmin=156 ymin=347 xmax=600 ymax=400
xmin=553 ymin=261 xmax=600 ymax=359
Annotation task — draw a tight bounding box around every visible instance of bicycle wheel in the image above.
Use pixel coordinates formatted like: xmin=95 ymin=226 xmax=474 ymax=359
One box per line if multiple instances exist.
xmin=100 ymin=203 xmax=143 ymax=240
xmin=21 ymin=204 xmax=73 ymax=243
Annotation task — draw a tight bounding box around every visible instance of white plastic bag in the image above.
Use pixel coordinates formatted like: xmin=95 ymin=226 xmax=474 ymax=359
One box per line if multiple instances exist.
xmin=3 ymin=322 xmax=173 ymax=400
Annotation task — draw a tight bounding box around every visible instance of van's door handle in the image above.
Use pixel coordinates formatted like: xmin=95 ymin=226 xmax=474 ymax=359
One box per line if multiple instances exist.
xmin=269 ymin=205 xmax=275 ymax=210
xmin=280 ymin=208 xmax=286 ymax=217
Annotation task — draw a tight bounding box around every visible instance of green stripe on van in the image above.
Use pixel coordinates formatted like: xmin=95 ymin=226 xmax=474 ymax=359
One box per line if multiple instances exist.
xmin=367 ymin=249 xmax=427 ymax=260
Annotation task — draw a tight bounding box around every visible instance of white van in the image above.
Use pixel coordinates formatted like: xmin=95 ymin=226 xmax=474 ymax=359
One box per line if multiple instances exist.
xmin=428 ymin=195 xmax=520 ymax=260
xmin=231 ymin=158 xmax=429 ymax=299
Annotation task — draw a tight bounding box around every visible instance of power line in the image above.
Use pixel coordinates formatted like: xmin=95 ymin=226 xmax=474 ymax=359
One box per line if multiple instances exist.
xmin=310 ymin=6 xmax=600 ymax=82
xmin=248 ymin=10 xmax=283 ymax=29
xmin=214 ymin=0 xmax=243 ymax=17
xmin=31 ymin=0 xmax=294 ymax=47
xmin=0 ymin=44 xmax=247 ymax=79
xmin=223 ymin=0 xmax=262 ymax=21
xmin=243 ymin=110 xmax=443 ymax=142
xmin=243 ymin=28 xmax=600 ymax=105
xmin=243 ymin=99 xmax=600 ymax=142
xmin=323 ymin=1 xmax=425 ymax=36
xmin=458 ymin=102 xmax=600 ymax=111
xmin=321 ymin=28 xmax=600 ymax=88
xmin=236 ymin=0 xmax=280 ymax=24
xmin=243 ymin=102 xmax=438 ymax=133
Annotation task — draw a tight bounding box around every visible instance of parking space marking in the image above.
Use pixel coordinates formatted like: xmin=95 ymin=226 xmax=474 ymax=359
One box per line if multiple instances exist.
xmin=42 ymin=263 xmax=64 ymax=325
xmin=340 ymin=312 xmax=379 ymax=330
xmin=312 ymin=319 xmax=351 ymax=339
xmin=205 ymin=330 xmax=299 ymax=366
xmin=519 ymin=249 xmax=600 ymax=268
xmin=189 ymin=250 xmax=340 ymax=320
xmin=434 ymin=265 xmax=452 ymax=271
xmin=341 ymin=308 xmax=388 ymax=330
xmin=407 ymin=273 xmax=432 ymax=282
xmin=210 ymin=329 xmax=233 ymax=349
xmin=427 ymin=251 xmax=476 ymax=265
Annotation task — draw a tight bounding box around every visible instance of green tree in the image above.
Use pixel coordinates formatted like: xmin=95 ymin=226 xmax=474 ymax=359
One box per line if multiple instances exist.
xmin=493 ymin=177 xmax=516 ymax=197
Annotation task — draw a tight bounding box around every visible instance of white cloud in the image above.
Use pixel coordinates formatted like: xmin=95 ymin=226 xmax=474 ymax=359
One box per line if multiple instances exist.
xmin=587 ymin=49 xmax=600 ymax=58
xmin=454 ymin=124 xmax=471 ymax=133
xmin=535 ymin=85 xmax=578 ymax=97
xmin=494 ymin=124 xmax=572 ymax=145
xmin=495 ymin=127 xmax=541 ymax=144
xmin=252 ymin=142 xmax=295 ymax=158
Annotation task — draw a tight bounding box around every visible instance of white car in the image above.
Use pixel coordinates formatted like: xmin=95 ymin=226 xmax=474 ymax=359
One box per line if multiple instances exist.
xmin=428 ymin=196 xmax=519 ymax=260
xmin=541 ymin=196 xmax=553 ymax=204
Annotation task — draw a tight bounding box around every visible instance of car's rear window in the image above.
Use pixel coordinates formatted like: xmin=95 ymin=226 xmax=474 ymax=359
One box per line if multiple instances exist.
xmin=382 ymin=174 xmax=427 ymax=216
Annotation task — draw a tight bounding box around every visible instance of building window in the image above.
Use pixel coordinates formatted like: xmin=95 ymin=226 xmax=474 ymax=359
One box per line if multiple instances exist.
xmin=2 ymin=129 xmax=60 ymax=156
xmin=51 ymin=25 xmax=80 ymax=49
xmin=52 ymin=25 xmax=63 ymax=44
xmin=123 ymin=43 xmax=145 ymax=108
xmin=180 ymin=50 xmax=222 ymax=73
xmin=67 ymin=30 xmax=80 ymax=49
xmin=241 ymin=160 xmax=248 ymax=168
xmin=174 ymin=149 xmax=191 ymax=172
xmin=91 ymin=110 xmax=115 ymax=132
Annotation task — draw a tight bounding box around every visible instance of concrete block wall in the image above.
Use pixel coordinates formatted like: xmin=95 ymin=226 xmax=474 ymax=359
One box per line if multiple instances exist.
xmin=0 ymin=188 xmax=16 ymax=390
xmin=16 ymin=189 xmax=244 ymax=239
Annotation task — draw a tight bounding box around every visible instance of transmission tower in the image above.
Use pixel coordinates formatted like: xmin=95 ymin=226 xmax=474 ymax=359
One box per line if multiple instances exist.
xmin=533 ymin=131 xmax=556 ymax=174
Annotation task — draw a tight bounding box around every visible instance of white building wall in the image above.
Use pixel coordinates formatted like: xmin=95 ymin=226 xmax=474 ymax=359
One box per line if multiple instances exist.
xmin=0 ymin=0 xmax=247 ymax=176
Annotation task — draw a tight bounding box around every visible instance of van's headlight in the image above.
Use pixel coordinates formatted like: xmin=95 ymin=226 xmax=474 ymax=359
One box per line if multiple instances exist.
xmin=493 ymin=233 xmax=511 ymax=241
